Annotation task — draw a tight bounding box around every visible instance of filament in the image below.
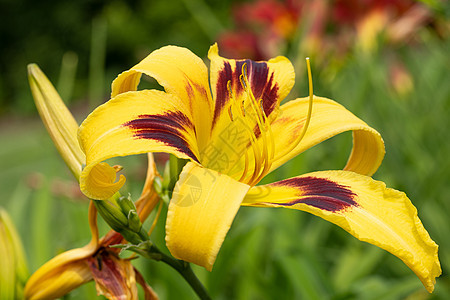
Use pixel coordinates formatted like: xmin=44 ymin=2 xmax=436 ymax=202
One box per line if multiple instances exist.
xmin=240 ymin=64 xmax=268 ymax=185
xmin=228 ymin=77 xmax=260 ymax=183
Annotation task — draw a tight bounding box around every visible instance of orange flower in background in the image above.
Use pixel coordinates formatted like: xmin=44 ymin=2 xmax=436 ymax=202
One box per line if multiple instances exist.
xmin=233 ymin=0 xmax=301 ymax=39
xmin=219 ymin=0 xmax=302 ymax=60
xmin=333 ymin=0 xmax=431 ymax=52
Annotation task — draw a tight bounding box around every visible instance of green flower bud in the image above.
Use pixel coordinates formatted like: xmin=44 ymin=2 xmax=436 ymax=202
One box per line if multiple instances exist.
xmin=117 ymin=196 xmax=137 ymax=215
xmin=127 ymin=210 xmax=142 ymax=233
xmin=94 ymin=200 xmax=128 ymax=232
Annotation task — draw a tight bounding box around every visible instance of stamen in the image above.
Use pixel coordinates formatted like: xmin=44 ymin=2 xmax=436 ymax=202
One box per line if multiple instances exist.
xmin=238 ymin=150 xmax=250 ymax=182
xmin=259 ymin=99 xmax=275 ymax=163
xmin=240 ymin=64 xmax=248 ymax=89
xmin=253 ymin=99 xmax=275 ymax=184
xmin=239 ymin=115 xmax=261 ymax=184
xmin=223 ymin=67 xmax=259 ymax=183
xmin=273 ymin=57 xmax=314 ymax=161
xmin=234 ymin=64 xmax=262 ymax=184
xmin=227 ymin=81 xmax=234 ymax=121
xmin=239 ymin=63 xmax=271 ymax=186
xmin=228 ymin=106 xmax=234 ymax=121
xmin=259 ymin=100 xmax=265 ymax=123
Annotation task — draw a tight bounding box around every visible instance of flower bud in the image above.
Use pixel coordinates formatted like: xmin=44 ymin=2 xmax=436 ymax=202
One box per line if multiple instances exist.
xmin=95 ymin=199 xmax=144 ymax=244
xmin=117 ymin=196 xmax=137 ymax=215
xmin=0 ymin=208 xmax=29 ymax=299
xmin=127 ymin=210 xmax=142 ymax=233
xmin=27 ymin=64 xmax=85 ymax=180
xmin=94 ymin=199 xmax=128 ymax=232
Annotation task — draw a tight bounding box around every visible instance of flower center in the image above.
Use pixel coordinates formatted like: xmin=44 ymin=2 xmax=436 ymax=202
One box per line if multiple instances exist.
xmin=226 ymin=63 xmax=275 ymax=186
xmin=226 ymin=59 xmax=314 ymax=186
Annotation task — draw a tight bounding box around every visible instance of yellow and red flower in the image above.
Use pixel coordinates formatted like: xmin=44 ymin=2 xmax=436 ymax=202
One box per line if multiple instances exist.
xmin=78 ymin=44 xmax=440 ymax=292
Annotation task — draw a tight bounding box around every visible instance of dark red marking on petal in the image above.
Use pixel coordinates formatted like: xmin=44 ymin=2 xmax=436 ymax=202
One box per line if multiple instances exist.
xmin=212 ymin=59 xmax=280 ymax=128
xmin=87 ymin=250 xmax=128 ymax=294
xmin=125 ymin=111 xmax=199 ymax=162
xmin=213 ymin=61 xmax=233 ymax=125
xmin=236 ymin=60 xmax=279 ymax=117
xmin=192 ymin=82 xmax=209 ymax=99
xmin=185 ymin=81 xmax=195 ymax=99
xmin=271 ymin=176 xmax=358 ymax=212
xmin=260 ymin=72 xmax=278 ymax=116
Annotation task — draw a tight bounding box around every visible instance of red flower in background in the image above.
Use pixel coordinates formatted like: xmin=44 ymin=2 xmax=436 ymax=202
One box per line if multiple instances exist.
xmin=218 ymin=0 xmax=435 ymax=61
xmin=333 ymin=0 xmax=414 ymax=25
xmin=218 ymin=0 xmax=440 ymax=97
xmin=218 ymin=0 xmax=302 ymax=60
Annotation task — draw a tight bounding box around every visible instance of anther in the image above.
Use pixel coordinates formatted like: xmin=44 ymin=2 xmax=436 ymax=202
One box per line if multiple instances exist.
xmin=240 ymin=63 xmax=249 ymax=91
xmin=227 ymin=80 xmax=233 ymax=98
xmin=227 ymin=80 xmax=235 ymax=121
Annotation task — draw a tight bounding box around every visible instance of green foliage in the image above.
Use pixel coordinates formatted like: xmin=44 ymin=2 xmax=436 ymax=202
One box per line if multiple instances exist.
xmin=0 ymin=0 xmax=231 ymax=114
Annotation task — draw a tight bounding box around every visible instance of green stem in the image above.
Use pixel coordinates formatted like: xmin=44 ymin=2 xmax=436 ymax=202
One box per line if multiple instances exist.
xmin=137 ymin=225 xmax=211 ymax=299
xmin=155 ymin=246 xmax=211 ymax=300
xmin=96 ymin=194 xmax=210 ymax=298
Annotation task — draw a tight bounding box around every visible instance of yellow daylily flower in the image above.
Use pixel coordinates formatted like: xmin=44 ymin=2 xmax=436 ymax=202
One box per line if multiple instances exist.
xmin=78 ymin=43 xmax=441 ymax=292
xmin=26 ymin=64 xmax=160 ymax=299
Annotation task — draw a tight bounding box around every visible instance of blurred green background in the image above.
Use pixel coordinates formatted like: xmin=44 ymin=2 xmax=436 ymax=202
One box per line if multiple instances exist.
xmin=1 ymin=0 xmax=449 ymax=299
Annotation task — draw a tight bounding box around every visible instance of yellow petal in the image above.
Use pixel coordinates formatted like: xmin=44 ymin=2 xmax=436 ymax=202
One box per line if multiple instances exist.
xmin=208 ymin=43 xmax=294 ymax=124
xmin=207 ymin=43 xmax=294 ymax=134
xmin=201 ymin=44 xmax=294 ymax=176
xmin=268 ymin=96 xmax=385 ymax=176
xmin=79 ymin=90 xmax=199 ymax=200
xmin=166 ymin=162 xmax=250 ymax=270
xmin=243 ymin=170 xmax=441 ymax=292
xmin=24 ymin=255 xmax=93 ymax=300
xmin=25 ymin=201 xmax=99 ymax=299
xmin=111 ymin=45 xmax=213 ymax=149
xmin=28 ymin=64 xmax=85 ymax=179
